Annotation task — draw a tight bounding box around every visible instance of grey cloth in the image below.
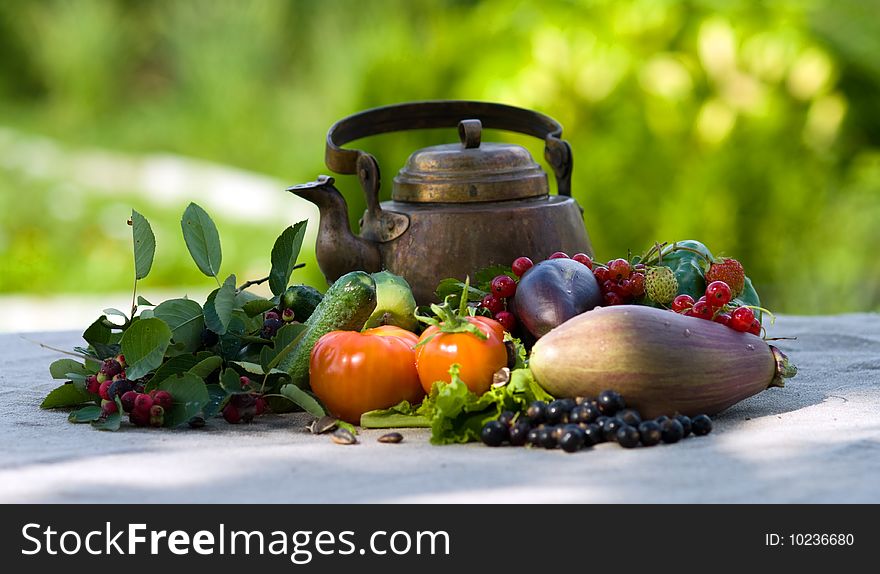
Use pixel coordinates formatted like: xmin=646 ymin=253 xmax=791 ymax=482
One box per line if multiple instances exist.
xmin=1 ymin=314 xmax=878 ymax=503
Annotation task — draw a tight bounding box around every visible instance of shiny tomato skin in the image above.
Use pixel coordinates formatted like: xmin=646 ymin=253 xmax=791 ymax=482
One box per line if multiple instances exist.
xmin=310 ymin=326 xmax=423 ymax=424
xmin=415 ymin=316 xmax=508 ymax=395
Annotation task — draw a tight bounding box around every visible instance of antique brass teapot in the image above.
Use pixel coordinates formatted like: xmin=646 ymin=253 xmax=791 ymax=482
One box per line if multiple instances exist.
xmin=287 ymin=101 xmax=592 ymax=303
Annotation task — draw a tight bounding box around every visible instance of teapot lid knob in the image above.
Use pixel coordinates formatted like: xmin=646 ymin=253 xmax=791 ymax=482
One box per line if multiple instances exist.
xmin=458 ymin=119 xmax=482 ymax=149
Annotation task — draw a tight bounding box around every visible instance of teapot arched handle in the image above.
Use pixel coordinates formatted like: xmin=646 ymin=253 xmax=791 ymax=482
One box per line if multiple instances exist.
xmin=324 ymin=101 xmax=573 ymax=242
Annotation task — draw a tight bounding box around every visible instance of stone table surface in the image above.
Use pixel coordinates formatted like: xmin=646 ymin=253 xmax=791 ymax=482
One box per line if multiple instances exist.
xmin=1 ymin=315 xmax=878 ymax=503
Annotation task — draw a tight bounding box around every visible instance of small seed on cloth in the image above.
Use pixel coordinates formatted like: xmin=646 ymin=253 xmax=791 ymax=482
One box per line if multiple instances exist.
xmin=331 ymin=428 xmax=358 ymax=445
xmin=308 ymin=415 xmax=338 ymax=435
xmin=378 ymin=432 xmax=403 ymax=444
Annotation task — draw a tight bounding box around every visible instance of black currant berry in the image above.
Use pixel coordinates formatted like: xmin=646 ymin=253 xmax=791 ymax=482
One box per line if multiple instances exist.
xmin=509 ymin=422 xmax=531 ymax=446
xmin=526 ymin=401 xmax=547 ymax=425
xmin=538 ymin=428 xmax=558 ymax=449
xmin=583 ymin=423 xmax=604 ymax=446
xmin=498 ymin=411 xmax=516 ymax=426
xmin=638 ymin=421 xmax=662 ymax=446
xmin=602 ymin=417 xmax=625 ymax=442
xmin=691 ymin=414 xmax=713 ymax=436
xmin=616 ymin=425 xmax=641 ymax=448
xmin=570 ymin=403 xmax=600 ymax=424
xmin=618 ymin=408 xmax=642 ymax=427
xmin=676 ymin=415 xmax=692 ymax=438
xmin=481 ymin=420 xmax=509 ymax=447
xmin=660 ymin=419 xmax=685 ymax=444
xmin=546 ymin=400 xmax=570 ymax=425
xmin=597 ymin=390 xmax=626 ymax=415
xmin=560 ymin=428 xmax=585 ymax=453
xmin=654 ymin=415 xmax=670 ymax=425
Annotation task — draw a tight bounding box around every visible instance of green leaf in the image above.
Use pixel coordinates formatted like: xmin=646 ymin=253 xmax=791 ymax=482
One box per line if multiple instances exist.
xmin=91 ymin=400 xmax=122 ymax=431
xmin=232 ymin=361 xmax=286 ymax=376
xmin=220 ymin=368 xmax=249 ymax=394
xmin=259 ymin=323 xmax=307 ymax=373
xmin=203 ymin=274 xmax=237 ymax=335
xmin=154 ymin=298 xmax=205 ymax=352
xmin=103 ymin=308 xmax=129 ymax=321
xmin=269 ymin=221 xmax=307 ymax=296
xmin=279 ymin=384 xmax=325 ymax=417
xmin=188 ymin=355 xmax=223 ymax=379
xmin=131 ymin=209 xmax=156 ymax=280
xmin=157 ymin=373 xmax=210 ymax=427
xmin=181 ymin=202 xmax=222 ymax=278
xmin=49 ymin=359 xmax=90 ymax=380
xmin=41 ymin=383 xmax=94 ymax=409
xmin=434 ymin=278 xmax=486 ymax=307
xmin=137 ymin=295 xmax=154 ymax=306
xmin=242 ymin=298 xmax=276 ymax=318
xmin=202 ymin=384 xmax=226 ymax=419
xmin=120 ymin=318 xmax=173 ymax=380
xmin=68 ymin=405 xmax=102 ymax=423
xmin=361 ymin=401 xmax=431 ymax=428
xmin=83 ymin=316 xmax=112 ymax=346
xmin=147 ymin=353 xmax=208 ymax=391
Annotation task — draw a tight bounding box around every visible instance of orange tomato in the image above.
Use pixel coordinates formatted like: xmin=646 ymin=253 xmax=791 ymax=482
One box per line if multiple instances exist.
xmin=415 ymin=316 xmax=508 ymax=395
xmin=309 ymin=326 xmax=423 ymax=424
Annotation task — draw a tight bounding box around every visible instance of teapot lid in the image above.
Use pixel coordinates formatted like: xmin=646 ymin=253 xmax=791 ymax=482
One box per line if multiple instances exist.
xmin=392 ymin=120 xmax=548 ymax=203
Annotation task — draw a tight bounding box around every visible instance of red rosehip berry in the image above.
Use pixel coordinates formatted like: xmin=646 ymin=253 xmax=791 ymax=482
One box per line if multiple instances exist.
xmin=149 ymin=404 xmax=165 ymax=427
xmin=222 ymin=404 xmax=242 ymax=424
xmin=548 ymin=251 xmax=569 ymax=259
xmin=120 ymin=390 xmax=138 ymax=413
xmin=571 ymin=253 xmax=593 ymax=269
xmin=511 ymin=256 xmax=534 ymax=277
xmin=152 ymin=390 xmax=173 ymax=411
xmin=672 ymin=294 xmax=695 ymax=313
xmin=255 ymin=397 xmax=267 ymax=416
xmin=490 ymin=275 xmax=517 ymax=298
xmin=101 ymin=399 xmax=118 ymax=415
xmin=494 ymin=311 xmax=517 ymax=332
xmin=100 ymin=358 xmax=123 ymax=378
xmin=607 ymin=258 xmax=632 ymax=281
xmin=480 ymin=294 xmax=504 ymax=315
xmin=86 ymin=375 xmax=100 ymax=395
xmin=115 ymin=354 xmax=126 ymax=369
xmin=691 ymin=299 xmax=713 ymax=320
xmin=748 ymin=318 xmax=762 ymax=336
xmin=98 ymin=380 xmax=112 ymax=401
xmin=134 ymin=393 xmax=154 ymax=415
xmin=730 ymin=307 xmax=755 ymax=332
xmin=705 ymin=280 xmax=732 ymax=308
xmin=129 ymin=409 xmax=150 ymax=427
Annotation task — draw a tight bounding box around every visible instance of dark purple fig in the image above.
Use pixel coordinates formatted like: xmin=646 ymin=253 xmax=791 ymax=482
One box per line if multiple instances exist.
xmin=511 ymin=258 xmax=603 ymax=339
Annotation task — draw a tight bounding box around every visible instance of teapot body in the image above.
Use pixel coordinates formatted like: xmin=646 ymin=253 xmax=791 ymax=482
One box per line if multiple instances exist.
xmin=374 ymin=195 xmax=592 ymax=303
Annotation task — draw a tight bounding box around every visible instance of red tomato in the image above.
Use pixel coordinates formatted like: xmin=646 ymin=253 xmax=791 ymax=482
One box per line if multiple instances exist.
xmin=415 ymin=316 xmax=508 ymax=395
xmin=310 ymin=326 xmax=423 ymax=424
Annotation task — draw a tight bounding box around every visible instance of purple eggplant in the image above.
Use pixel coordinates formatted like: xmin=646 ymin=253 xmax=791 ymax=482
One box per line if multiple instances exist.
xmin=529 ymin=305 xmax=797 ymax=418
xmin=511 ymin=258 xmax=603 ymax=339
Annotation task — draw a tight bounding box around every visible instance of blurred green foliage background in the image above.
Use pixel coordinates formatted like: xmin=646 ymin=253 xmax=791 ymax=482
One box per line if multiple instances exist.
xmin=1 ymin=0 xmax=878 ymax=314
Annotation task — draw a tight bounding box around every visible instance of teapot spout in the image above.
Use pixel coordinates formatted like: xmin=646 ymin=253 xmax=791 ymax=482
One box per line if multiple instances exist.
xmin=286 ymin=176 xmax=381 ymax=283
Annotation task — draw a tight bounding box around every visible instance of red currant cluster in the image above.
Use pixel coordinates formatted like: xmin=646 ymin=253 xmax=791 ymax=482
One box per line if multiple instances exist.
xmin=481 ymin=273 xmax=518 ymax=332
xmin=222 ymin=377 xmax=268 ymax=424
xmin=670 ymin=280 xmax=761 ymax=335
xmin=592 ymin=258 xmax=646 ymax=306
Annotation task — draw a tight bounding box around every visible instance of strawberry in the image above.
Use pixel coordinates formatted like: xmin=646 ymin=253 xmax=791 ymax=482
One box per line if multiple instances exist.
xmin=706 ymin=258 xmax=745 ymax=297
xmin=645 ymin=267 xmax=678 ymax=304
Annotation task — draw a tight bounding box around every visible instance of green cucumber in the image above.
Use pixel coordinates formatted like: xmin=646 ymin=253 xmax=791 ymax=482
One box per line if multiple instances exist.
xmin=280 ymin=284 xmax=324 ymax=322
xmin=280 ymin=271 xmax=377 ymax=388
